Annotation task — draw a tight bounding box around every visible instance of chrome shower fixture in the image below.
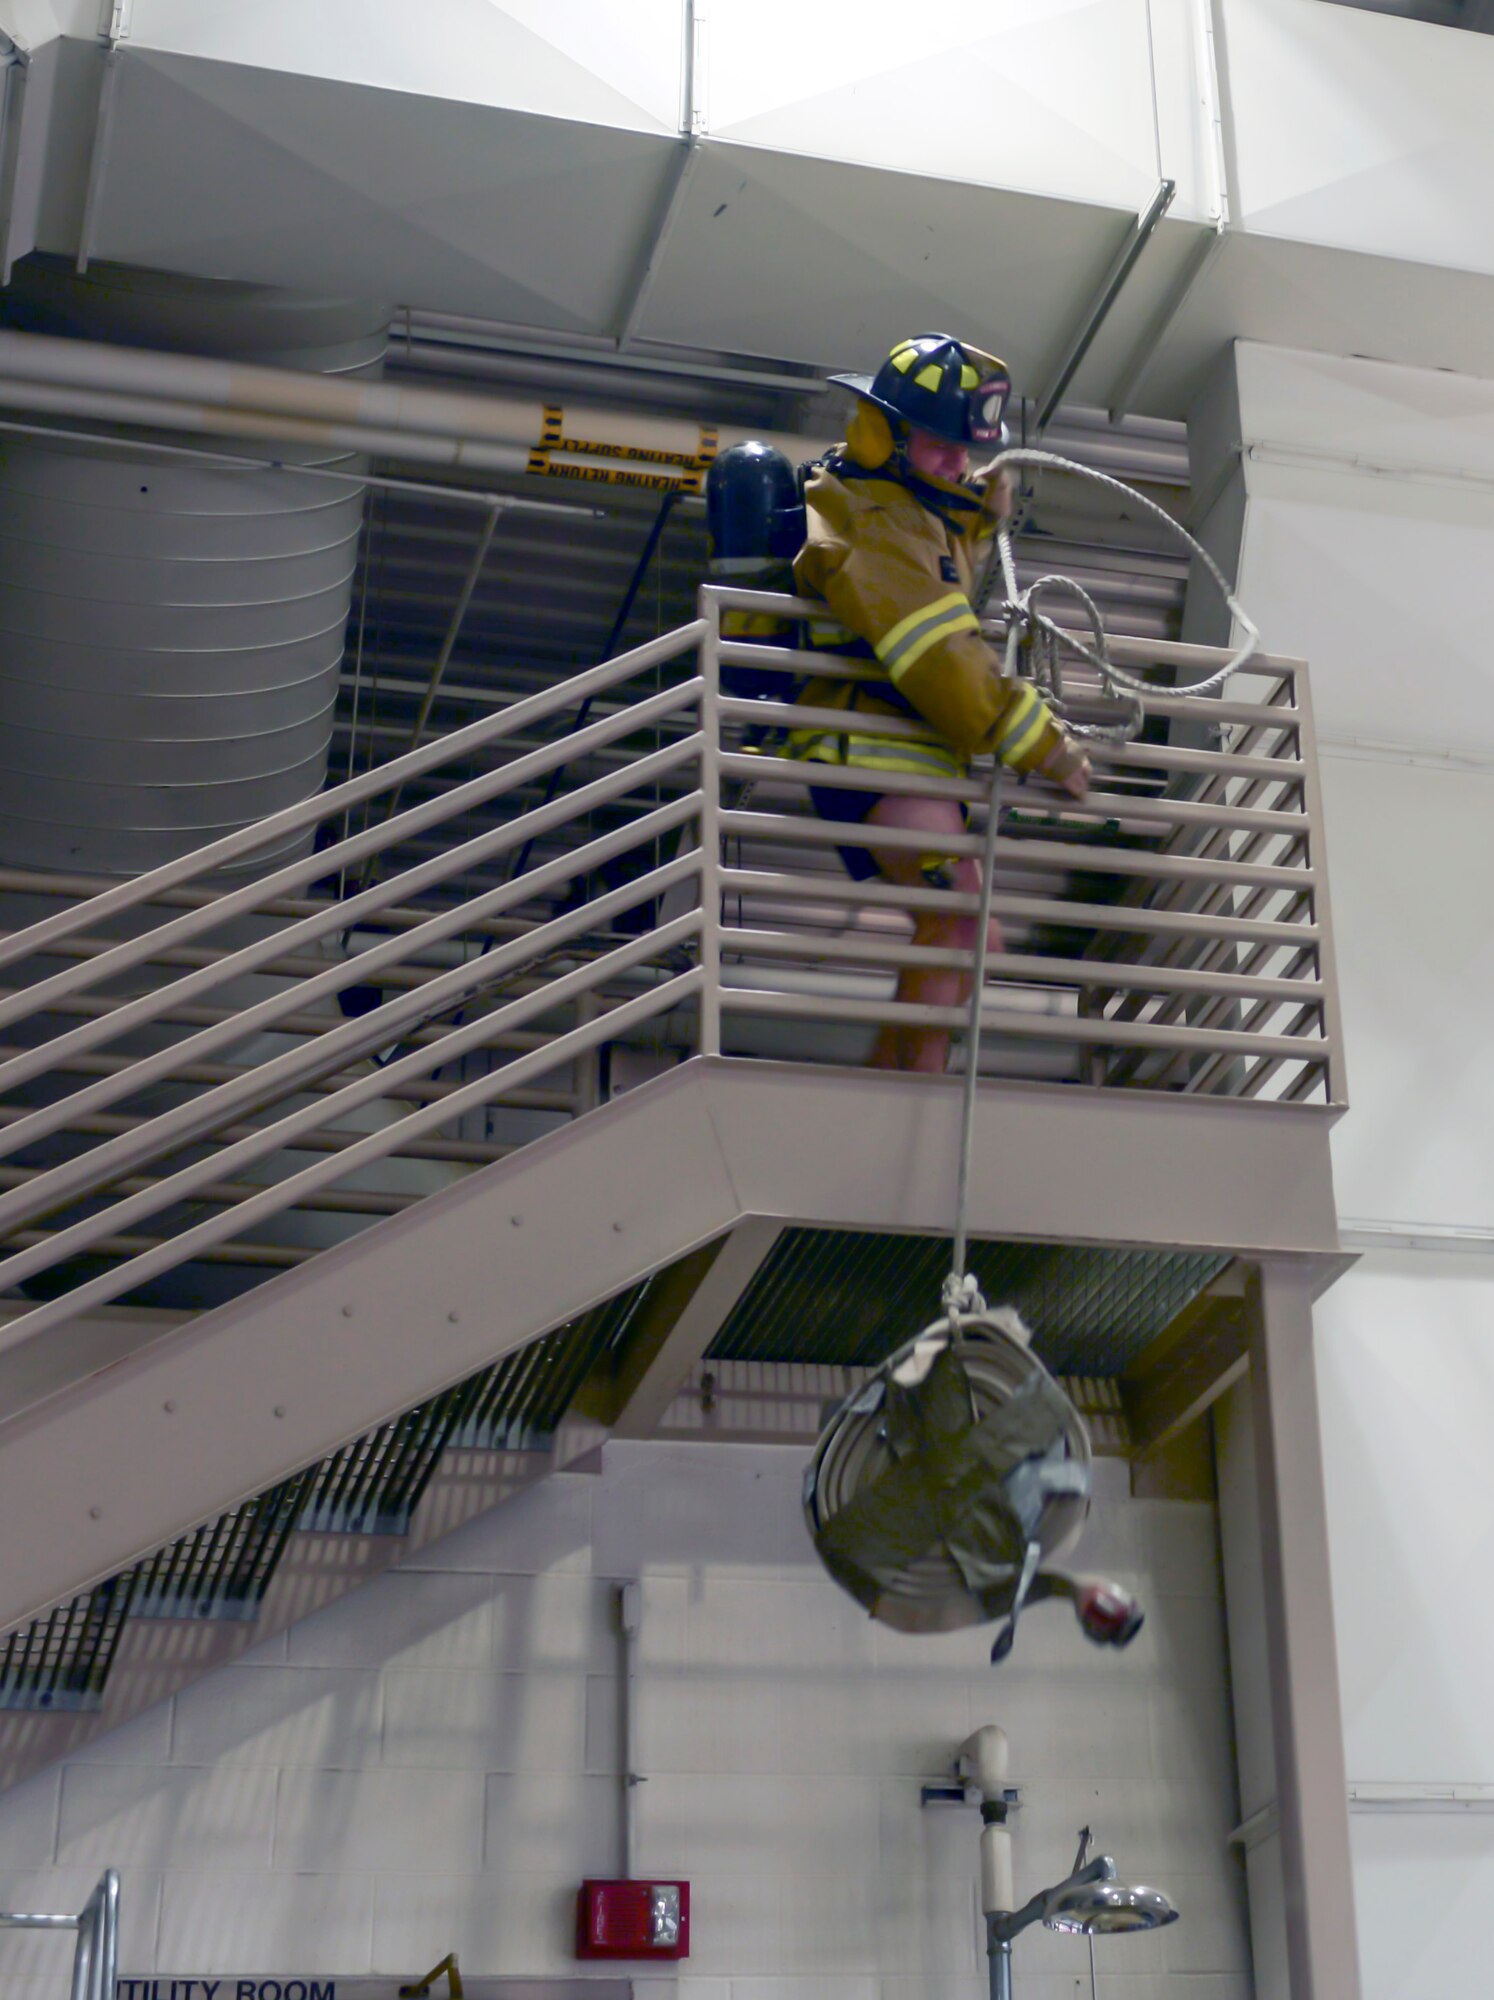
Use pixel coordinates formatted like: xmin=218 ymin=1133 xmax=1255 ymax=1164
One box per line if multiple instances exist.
xmin=954 ymin=1726 xmax=1178 ymax=1998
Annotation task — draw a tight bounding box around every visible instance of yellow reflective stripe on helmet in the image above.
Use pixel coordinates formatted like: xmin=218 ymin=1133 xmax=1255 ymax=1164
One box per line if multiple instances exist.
xmin=992 ymin=684 xmax=1052 ymax=766
xmin=889 ymin=343 xmax=919 ymax=373
xmin=960 ymin=364 xmax=979 ymax=389
xmin=876 ymin=591 xmax=980 ymax=682
xmin=914 ymin=362 xmax=944 ymax=391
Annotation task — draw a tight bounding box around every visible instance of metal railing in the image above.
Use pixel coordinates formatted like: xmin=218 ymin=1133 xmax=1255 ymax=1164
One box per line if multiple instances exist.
xmin=0 ymin=1869 xmax=119 ymax=2000
xmin=0 ymin=588 xmax=1342 ymax=1336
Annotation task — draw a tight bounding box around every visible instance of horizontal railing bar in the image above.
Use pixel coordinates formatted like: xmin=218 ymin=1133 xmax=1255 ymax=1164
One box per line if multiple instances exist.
xmin=0 ymin=960 xmax=705 ymax=1339
xmin=0 ymin=731 xmax=695 ymax=1101
xmin=720 ymin=810 xmax=1314 ymax=892
xmin=6 ymin=1227 xmax=314 ymax=1271
xmin=703 ymin=586 xmax=1310 ymax=675
xmin=0 ymin=868 xmax=533 ymax=945
xmin=0 ymin=791 xmax=702 ymax=1171
xmin=0 ymin=982 xmax=562 ymax=1051
xmin=725 ymin=987 xmax=1330 ymax=1061
xmin=0 ymin=860 xmax=703 ymax=1254
xmin=717 ymin=927 xmax=1324 ymax=1003
xmin=1187 ymin=997 xmax=1324 ymax=1096
xmin=0 ymin=1044 xmax=578 ymax=1115
xmin=1080 ymin=741 xmax=1301 ymax=783
xmin=8 ymin=933 xmax=524 ymax=994
xmin=709 ymin=650 xmax=1298 ymax=731
xmin=0 ymin=693 xmax=701 ymax=1038
xmin=720 ymin=869 xmax=1318 ymax=947
xmin=0 ymin=1165 xmax=417 ymax=1220
xmin=720 ymin=756 xmax=1312 ymax=836
xmin=0 ymin=620 xmax=706 ymax=975
xmin=0 ymin=1104 xmax=517 ymax=1166
xmin=719 ymin=644 xmax=1299 ymax=732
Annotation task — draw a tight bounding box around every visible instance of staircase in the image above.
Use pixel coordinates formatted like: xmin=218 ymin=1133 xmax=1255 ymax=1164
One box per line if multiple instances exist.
xmin=0 ymin=588 xmax=1344 ymax=1782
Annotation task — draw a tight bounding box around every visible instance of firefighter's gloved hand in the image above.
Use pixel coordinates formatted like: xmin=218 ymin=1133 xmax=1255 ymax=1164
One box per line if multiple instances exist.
xmin=1037 ymin=731 xmax=1091 ymax=801
xmin=978 ymin=466 xmax=1017 ymax=523
xmin=1073 ymin=1578 xmax=1144 ymax=1649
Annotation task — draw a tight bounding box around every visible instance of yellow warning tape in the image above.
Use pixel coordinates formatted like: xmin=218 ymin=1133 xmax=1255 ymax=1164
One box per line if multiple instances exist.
xmin=539 ymin=462 xmax=692 ymax=492
xmin=526 ymin=408 xmax=721 ymax=494
xmin=526 ymin=403 xmax=565 ymax=474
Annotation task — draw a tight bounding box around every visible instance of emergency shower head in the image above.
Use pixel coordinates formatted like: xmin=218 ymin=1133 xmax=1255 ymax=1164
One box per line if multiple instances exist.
xmin=1043 ymin=1878 xmax=1179 ymax=1935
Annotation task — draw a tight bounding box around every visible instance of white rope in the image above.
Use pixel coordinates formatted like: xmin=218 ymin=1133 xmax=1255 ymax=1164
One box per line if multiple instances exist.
xmin=941 ymin=446 xmax=1262 ymax=1309
xmin=973 ymin=446 xmax=1261 ymax=741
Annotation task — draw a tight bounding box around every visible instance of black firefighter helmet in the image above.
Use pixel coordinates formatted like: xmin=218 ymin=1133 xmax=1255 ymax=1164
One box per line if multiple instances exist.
xmin=832 ymin=332 xmax=1012 ymax=449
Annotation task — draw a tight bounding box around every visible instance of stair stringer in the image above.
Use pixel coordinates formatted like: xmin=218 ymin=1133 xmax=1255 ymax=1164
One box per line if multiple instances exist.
xmin=0 ymin=1054 xmax=1343 ymax=1635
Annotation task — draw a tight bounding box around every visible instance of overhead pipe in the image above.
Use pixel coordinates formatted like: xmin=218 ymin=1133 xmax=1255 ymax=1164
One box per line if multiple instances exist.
xmin=0 ymin=326 xmax=830 ymax=486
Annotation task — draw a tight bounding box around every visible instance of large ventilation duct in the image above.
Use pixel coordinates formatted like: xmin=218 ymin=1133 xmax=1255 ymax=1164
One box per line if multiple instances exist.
xmin=0 ymin=261 xmax=391 ymax=876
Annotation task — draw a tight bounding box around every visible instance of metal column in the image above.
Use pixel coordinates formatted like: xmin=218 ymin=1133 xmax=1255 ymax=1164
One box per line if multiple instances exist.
xmin=1247 ymin=1259 xmax=1362 ymax=2000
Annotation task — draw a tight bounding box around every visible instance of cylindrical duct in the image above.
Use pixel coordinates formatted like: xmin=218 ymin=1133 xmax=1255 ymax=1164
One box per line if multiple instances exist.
xmin=0 ymin=260 xmax=391 ymax=875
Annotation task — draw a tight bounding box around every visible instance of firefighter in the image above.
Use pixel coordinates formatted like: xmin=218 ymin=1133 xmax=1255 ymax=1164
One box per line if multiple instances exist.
xmin=786 ymin=333 xmax=1091 ymax=1073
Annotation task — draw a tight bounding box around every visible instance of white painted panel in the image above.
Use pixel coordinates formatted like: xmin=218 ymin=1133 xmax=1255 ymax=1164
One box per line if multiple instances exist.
xmin=1314 ymin=757 xmax=1494 ymax=1229
xmin=1351 ymin=1811 xmax=1494 ymax=2000
xmin=93 ymin=54 xmax=678 ymax=331
xmin=702 ymin=0 xmax=1212 ymax=221
xmin=1222 ymin=0 xmax=1494 ymax=275
xmin=126 ymin=0 xmax=683 ymax=132
xmin=1236 ymin=341 xmax=1494 ymax=482
xmin=638 ymin=141 xmax=1138 ymax=375
xmin=1236 ymin=460 xmax=1494 ymax=757
xmin=1316 ymin=1253 xmax=1494 ymax=1783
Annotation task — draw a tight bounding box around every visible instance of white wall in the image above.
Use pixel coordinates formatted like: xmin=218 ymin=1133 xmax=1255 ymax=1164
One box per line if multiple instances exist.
xmin=0 ymin=1442 xmax=1247 ymax=2000
xmin=1192 ymin=338 xmax=1494 ymax=1999
xmin=1220 ymin=0 xmax=1494 ymax=275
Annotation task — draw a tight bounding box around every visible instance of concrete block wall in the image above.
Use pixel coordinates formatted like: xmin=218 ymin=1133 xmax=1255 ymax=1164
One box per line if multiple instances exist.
xmin=0 ymin=1442 xmax=1248 ymax=2000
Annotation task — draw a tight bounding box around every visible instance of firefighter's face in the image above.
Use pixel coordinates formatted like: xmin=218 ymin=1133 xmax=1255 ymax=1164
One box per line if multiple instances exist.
xmin=906 ymin=427 xmax=969 ymax=483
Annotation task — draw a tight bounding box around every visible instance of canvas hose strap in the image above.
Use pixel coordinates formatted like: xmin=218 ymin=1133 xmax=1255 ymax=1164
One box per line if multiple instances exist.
xmin=811 ymin=1351 xmax=1082 ymax=1620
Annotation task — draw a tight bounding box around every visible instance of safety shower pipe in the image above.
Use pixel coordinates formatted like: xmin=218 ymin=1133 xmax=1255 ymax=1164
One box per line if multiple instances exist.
xmin=0 ymin=1870 xmax=119 ymax=2000
xmin=619 ymin=1581 xmax=644 ymax=1878
xmin=0 ymin=328 xmax=833 ymax=480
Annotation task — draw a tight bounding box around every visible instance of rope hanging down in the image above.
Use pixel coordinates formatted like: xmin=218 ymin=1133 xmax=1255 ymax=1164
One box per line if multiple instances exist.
xmin=945 ymin=447 xmax=1261 ymax=1314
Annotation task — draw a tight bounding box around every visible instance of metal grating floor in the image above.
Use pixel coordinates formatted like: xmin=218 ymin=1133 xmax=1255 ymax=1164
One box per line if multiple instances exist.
xmin=706 ymin=1228 xmax=1229 ymax=1378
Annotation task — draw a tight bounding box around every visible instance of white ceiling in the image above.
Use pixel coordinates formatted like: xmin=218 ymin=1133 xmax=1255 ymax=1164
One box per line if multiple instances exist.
xmin=10 ymin=3 xmax=1494 ymax=420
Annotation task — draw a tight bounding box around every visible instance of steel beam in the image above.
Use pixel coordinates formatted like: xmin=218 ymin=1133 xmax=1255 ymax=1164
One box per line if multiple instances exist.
xmin=1246 ymin=1258 xmax=1362 ymax=2000
xmin=606 ymin=1218 xmax=782 ymax=1439
xmin=0 ymin=1058 xmax=1341 ymax=1637
xmin=1121 ymin=1262 xmax=1251 ymax=1457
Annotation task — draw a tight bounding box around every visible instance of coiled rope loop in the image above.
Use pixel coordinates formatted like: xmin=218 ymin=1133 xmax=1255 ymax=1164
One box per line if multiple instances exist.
xmin=975 ymin=446 xmax=1261 ymax=742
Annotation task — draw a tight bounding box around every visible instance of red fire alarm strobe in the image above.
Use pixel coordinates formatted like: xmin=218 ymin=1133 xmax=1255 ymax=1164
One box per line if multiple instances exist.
xmin=575 ymin=1878 xmax=691 ymax=1960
